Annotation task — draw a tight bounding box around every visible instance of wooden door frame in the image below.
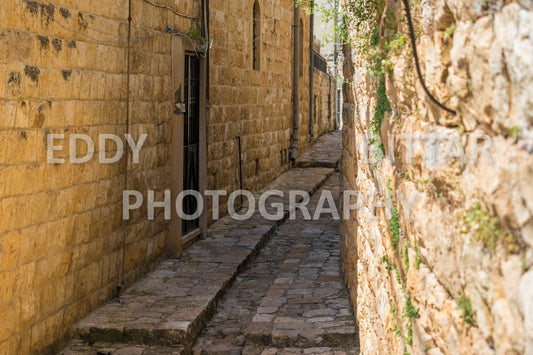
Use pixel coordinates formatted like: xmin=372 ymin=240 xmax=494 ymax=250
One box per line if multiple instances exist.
xmin=168 ymin=36 xmax=208 ymax=257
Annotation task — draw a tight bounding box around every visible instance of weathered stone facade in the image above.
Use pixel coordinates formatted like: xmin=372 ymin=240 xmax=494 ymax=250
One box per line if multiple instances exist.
xmin=340 ymin=0 xmax=533 ymax=354
xmin=207 ymin=0 xmax=335 ymax=218
xmin=0 ymin=0 xmax=335 ymax=353
xmin=0 ymin=0 xmax=183 ymax=352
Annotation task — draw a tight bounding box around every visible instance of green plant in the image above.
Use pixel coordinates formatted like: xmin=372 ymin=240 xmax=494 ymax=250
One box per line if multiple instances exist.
xmin=297 ymin=0 xmax=379 ymax=48
xmin=403 ymin=241 xmax=410 ymax=272
xmin=391 ymin=304 xmax=397 ymax=317
xmin=389 ymin=206 xmax=401 ymax=249
xmin=371 ymin=72 xmax=392 ymax=136
xmin=387 ymin=177 xmax=393 ymax=195
xmin=463 ymin=203 xmax=519 ymax=252
xmin=395 ymin=268 xmax=402 ymax=284
xmin=467 ymin=78 xmax=474 ymax=94
xmin=382 ymin=255 xmax=403 ymax=284
xmin=521 ymin=262 xmax=528 ymax=272
xmin=324 ymin=0 xmax=392 ymax=164
xmin=414 ymin=241 xmax=421 ymax=270
xmin=444 ymin=23 xmax=456 ymax=37
xmin=370 ymin=138 xmax=385 ymax=170
xmin=381 ymin=255 xmax=394 ymax=272
xmin=404 ymin=295 xmax=419 ymax=319
xmin=392 ymin=323 xmax=401 ymax=338
xmin=388 ymin=32 xmax=407 ymax=56
xmin=187 ymin=25 xmax=207 ymax=43
xmin=405 ymin=323 xmax=413 ymax=346
xmin=457 ymin=295 xmax=475 ymax=325
xmin=509 ymin=126 xmax=521 ymax=141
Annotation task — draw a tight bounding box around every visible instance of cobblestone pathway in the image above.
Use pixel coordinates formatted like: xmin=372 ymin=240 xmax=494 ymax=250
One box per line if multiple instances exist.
xmin=192 ymin=174 xmax=359 ymax=354
xmin=296 ymin=131 xmax=343 ymax=169
xmin=62 ymin=131 xmax=358 ymax=354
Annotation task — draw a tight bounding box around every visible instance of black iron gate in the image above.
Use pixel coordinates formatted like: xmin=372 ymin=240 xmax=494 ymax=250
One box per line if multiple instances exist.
xmin=183 ymin=54 xmax=200 ymax=235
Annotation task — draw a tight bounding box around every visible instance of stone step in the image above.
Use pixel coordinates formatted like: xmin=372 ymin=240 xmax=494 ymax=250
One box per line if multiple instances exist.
xmin=193 ymin=345 xmax=360 ymax=355
xmin=72 ymin=168 xmax=335 ymax=352
xmin=244 ymin=280 xmax=358 ymax=349
xmin=295 ymin=131 xmax=343 ymax=169
xmin=190 ymin=174 xmax=359 ymax=355
xmin=62 ymin=339 xmax=185 ymax=355
xmin=243 ymin=205 xmax=358 ymax=349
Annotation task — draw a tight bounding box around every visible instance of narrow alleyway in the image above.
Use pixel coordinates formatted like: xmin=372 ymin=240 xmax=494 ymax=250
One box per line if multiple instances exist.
xmin=192 ymin=174 xmax=358 ymax=354
xmin=62 ymin=131 xmax=358 ymax=354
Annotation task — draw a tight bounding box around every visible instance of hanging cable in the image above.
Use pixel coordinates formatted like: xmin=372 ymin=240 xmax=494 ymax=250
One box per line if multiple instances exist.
xmin=21 ymin=0 xmax=172 ymax=45
xmin=140 ymin=0 xmax=196 ymax=19
xmin=401 ymin=0 xmax=457 ymax=115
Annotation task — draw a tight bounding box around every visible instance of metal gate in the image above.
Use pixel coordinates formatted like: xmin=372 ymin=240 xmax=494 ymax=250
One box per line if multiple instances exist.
xmin=182 ymin=54 xmax=201 ymax=235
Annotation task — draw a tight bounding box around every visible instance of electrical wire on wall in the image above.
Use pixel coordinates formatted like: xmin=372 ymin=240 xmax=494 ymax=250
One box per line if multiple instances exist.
xmin=20 ymin=0 xmax=201 ymax=295
xmin=21 ymin=0 xmax=172 ymax=45
xmin=401 ymin=0 xmax=457 ymax=115
xmin=20 ymin=0 xmax=199 ymax=45
xmin=141 ymin=0 xmax=196 ymax=19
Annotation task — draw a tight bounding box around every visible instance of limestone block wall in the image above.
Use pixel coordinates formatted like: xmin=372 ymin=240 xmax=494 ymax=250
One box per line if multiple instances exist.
xmin=207 ymin=0 xmax=336 ymax=218
xmin=0 ymin=0 xmax=336 ymax=352
xmin=311 ymin=68 xmax=335 ymax=143
xmin=340 ymin=1 xmax=533 ymax=354
xmin=0 ymin=0 xmax=200 ymax=352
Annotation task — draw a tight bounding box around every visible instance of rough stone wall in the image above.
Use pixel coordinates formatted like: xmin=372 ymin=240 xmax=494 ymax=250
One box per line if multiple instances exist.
xmin=207 ymin=0 xmax=336 ymax=218
xmin=0 ymin=0 xmax=200 ymax=353
xmin=0 ymin=0 xmax=335 ymax=353
xmin=340 ymin=1 xmax=533 ymax=354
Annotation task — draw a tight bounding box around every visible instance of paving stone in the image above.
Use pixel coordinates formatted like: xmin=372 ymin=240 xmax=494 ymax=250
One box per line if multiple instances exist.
xmin=258 ymin=307 xmax=279 ymax=314
xmin=63 ymin=132 xmax=358 ymax=354
xmin=194 ymin=174 xmax=359 ymax=354
xmin=295 ymin=131 xmax=343 ymax=169
xmin=60 ymin=342 xmax=186 ymax=355
xmin=65 ymin=166 xmax=334 ymax=352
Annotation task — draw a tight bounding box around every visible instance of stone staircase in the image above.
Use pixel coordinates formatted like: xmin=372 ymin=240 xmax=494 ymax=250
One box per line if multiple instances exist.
xmin=295 ymin=131 xmax=343 ymax=169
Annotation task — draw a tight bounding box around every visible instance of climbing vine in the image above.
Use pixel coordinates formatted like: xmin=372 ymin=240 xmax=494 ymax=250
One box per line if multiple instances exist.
xmin=299 ymin=0 xmax=402 ymax=151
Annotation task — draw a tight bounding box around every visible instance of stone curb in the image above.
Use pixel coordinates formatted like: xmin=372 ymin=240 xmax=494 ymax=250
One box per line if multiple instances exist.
xmin=74 ymin=168 xmax=336 ymax=354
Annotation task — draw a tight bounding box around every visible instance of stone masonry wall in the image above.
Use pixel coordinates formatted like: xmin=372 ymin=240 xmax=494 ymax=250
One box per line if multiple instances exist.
xmin=0 ymin=0 xmax=335 ymax=353
xmin=207 ymin=0 xmax=335 ymax=219
xmin=341 ymin=1 xmax=533 ymax=354
xmin=312 ymin=67 xmax=336 ymax=144
xmin=0 ymin=0 xmax=200 ymax=353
